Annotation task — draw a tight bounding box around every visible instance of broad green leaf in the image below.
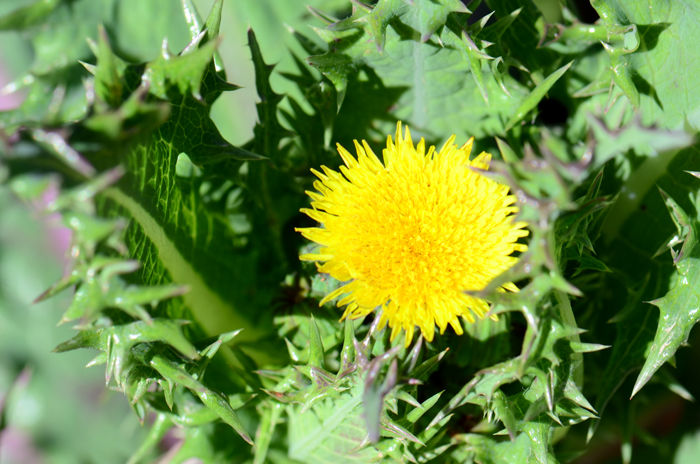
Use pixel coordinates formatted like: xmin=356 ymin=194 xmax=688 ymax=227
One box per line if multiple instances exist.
xmin=115 ymin=0 xmax=191 ymax=60
xmin=307 ymin=0 xmax=530 ymax=140
xmin=595 ymin=0 xmax=700 ymax=130
xmin=83 ymin=28 xmax=283 ymax=366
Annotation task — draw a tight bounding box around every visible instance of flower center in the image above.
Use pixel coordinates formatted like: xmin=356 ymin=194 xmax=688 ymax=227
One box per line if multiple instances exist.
xmin=331 ymin=162 xmax=483 ymax=308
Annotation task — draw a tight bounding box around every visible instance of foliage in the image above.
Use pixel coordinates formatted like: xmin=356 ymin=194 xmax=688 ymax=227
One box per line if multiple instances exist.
xmin=1 ymin=0 xmax=700 ymax=463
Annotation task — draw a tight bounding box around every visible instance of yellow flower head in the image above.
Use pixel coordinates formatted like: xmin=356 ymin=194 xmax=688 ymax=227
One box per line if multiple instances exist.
xmin=296 ymin=122 xmax=528 ymax=346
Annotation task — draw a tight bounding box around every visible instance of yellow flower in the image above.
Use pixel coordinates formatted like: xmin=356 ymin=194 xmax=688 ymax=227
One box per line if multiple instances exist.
xmin=296 ymin=122 xmax=528 ymax=345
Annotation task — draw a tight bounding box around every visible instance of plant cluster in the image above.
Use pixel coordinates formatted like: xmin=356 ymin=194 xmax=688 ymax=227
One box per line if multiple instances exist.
xmin=1 ymin=0 xmax=699 ymax=463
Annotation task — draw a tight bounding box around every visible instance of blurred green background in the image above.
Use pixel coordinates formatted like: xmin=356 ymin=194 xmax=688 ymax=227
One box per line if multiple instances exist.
xmin=0 ymin=185 xmax=146 ymax=463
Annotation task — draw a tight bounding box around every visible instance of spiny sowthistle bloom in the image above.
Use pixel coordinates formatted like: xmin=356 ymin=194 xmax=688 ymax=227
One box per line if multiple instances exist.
xmin=296 ymin=123 xmax=528 ymax=345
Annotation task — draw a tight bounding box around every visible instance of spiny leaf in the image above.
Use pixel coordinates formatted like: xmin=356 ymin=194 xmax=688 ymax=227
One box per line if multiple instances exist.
xmin=197 ymin=389 xmax=253 ymax=445
xmin=406 ymin=391 xmax=442 ymax=424
xmin=72 ymin=19 xmax=279 ymax=366
xmin=588 ymin=0 xmax=641 ymax=112
xmin=31 ymin=129 xmax=97 ymax=177
xmin=493 ymin=389 xmax=517 ymax=441
xmin=308 ymin=0 xmax=529 ymax=139
xmin=181 ymin=0 xmax=226 ymax=73
xmin=595 ymin=0 xmax=700 ymax=129
xmin=54 ymin=319 xmax=198 ymax=360
xmin=480 ymin=7 xmax=522 ymax=44
xmin=495 ymin=137 xmax=519 ymax=163
xmin=143 ymin=37 xmax=220 ymax=101
xmin=588 ymin=146 xmax=700 ymax=440
xmin=632 ymin=190 xmax=700 ymax=397
xmin=308 ymin=316 xmax=325 ymax=368
xmin=359 ymin=0 xmax=407 ymax=52
xmin=588 ymin=115 xmax=694 ymax=169
xmin=453 ymin=29 xmax=491 ymax=105
xmin=339 ymin=318 xmax=357 ymax=377
xmin=139 ymin=351 xmax=252 ymax=444
xmin=247 ymin=27 xmax=292 ymax=163
xmin=56 ymin=261 xmax=187 ymax=326
xmin=0 ymin=0 xmax=123 ymax=132
xmin=505 ymin=61 xmax=573 ymax=131
xmin=93 ymin=25 xmax=123 ymax=108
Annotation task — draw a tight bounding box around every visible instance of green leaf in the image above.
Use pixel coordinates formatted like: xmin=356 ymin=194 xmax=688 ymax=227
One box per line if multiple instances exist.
xmin=181 ymin=0 xmax=226 ymax=74
xmin=93 ymin=24 xmax=123 ymax=109
xmin=307 ymin=316 xmax=325 ymax=368
xmin=453 ymin=432 xmax=549 ymax=464
xmin=144 ymin=36 xmax=217 ymax=102
xmin=453 ymin=29 xmax=491 ymax=105
xmin=631 ymin=189 xmax=700 ymax=397
xmin=493 ymin=389 xmax=518 ymax=441
xmin=505 ymin=61 xmax=573 ymax=131
xmin=85 ymin=36 xmax=280 ymax=367
xmin=495 ymin=137 xmax=519 ymax=163
xmin=483 ymin=0 xmax=558 ymax=78
xmin=588 ymin=145 xmax=700 ymax=439
xmin=573 ymin=254 xmax=611 ymax=276
xmin=595 ymin=0 xmax=700 ymax=129
xmin=0 ymin=0 xmax=61 ymax=31
xmin=197 ymin=389 xmax=253 ymax=445
xmin=588 ymin=115 xmax=694 ymax=169
xmin=263 ymin=317 xmax=449 ymax=463
xmin=247 ymin=27 xmax=288 ymax=162
xmin=54 ymin=319 xmax=199 ymax=366
xmin=0 ymin=0 xmax=194 ymax=132
xmin=240 ymin=27 xmax=306 ymax=280
xmin=308 ymin=0 xmax=530 ymax=140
